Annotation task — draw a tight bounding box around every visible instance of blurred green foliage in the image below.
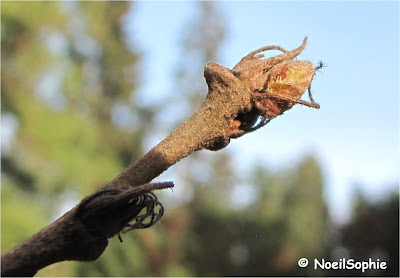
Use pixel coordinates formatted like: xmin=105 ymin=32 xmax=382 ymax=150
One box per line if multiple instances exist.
xmin=1 ymin=2 xmax=398 ymax=277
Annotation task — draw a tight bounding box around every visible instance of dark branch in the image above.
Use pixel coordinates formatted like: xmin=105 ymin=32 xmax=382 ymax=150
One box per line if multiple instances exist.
xmin=1 ymin=182 xmax=173 ymax=277
xmin=1 ymin=38 xmax=319 ymax=277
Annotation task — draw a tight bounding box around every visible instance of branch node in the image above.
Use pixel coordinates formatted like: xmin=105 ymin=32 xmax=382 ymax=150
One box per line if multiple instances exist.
xmin=78 ymin=182 xmax=173 ymax=240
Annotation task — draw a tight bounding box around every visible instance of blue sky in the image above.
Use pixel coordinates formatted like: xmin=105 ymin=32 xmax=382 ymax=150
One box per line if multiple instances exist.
xmin=124 ymin=1 xmax=399 ymax=223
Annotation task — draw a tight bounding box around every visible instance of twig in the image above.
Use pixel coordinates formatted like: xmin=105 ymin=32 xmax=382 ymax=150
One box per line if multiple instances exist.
xmin=1 ymin=38 xmax=320 ymax=277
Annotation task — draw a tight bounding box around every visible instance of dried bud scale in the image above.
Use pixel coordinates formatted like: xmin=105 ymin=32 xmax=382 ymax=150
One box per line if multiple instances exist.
xmin=254 ymin=60 xmax=319 ymax=119
xmin=266 ymin=61 xmax=315 ymax=100
xmin=229 ymin=38 xmax=321 ymax=134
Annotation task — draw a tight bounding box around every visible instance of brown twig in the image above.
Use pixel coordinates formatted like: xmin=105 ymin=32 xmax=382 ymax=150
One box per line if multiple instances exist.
xmin=1 ymin=38 xmax=320 ymax=277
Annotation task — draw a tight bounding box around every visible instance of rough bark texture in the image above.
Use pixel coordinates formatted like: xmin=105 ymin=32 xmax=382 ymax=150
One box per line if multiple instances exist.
xmin=1 ymin=208 xmax=107 ymax=277
xmin=1 ymin=38 xmax=319 ymax=277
